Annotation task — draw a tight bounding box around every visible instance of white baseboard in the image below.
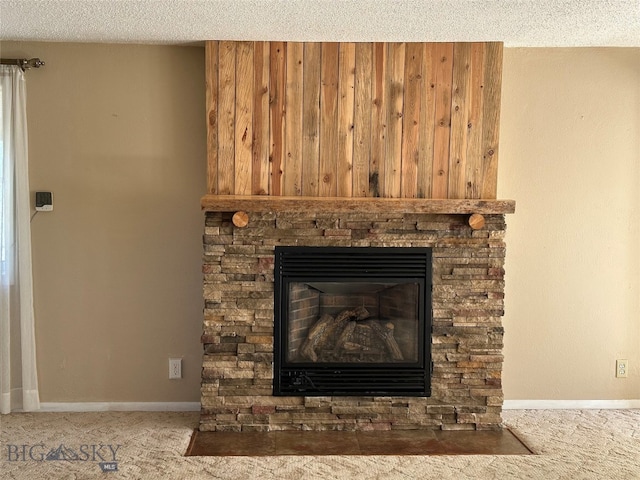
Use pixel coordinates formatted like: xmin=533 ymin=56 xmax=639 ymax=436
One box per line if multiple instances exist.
xmin=39 ymin=402 xmax=200 ymax=412
xmin=503 ymin=399 xmax=640 ymax=410
xmin=37 ymin=400 xmax=640 ymax=413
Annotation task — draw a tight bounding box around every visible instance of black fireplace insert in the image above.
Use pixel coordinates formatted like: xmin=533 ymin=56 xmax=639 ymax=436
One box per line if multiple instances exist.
xmin=273 ymin=246 xmax=432 ymax=396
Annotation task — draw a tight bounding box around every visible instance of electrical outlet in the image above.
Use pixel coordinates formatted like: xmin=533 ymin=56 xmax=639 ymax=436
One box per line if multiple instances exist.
xmin=169 ymin=358 xmax=182 ymax=379
xmin=616 ymin=359 xmax=628 ymax=378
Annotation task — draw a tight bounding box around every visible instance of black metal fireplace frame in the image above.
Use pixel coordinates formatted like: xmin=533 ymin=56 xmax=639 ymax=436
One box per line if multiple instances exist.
xmin=273 ymin=246 xmax=432 ymax=397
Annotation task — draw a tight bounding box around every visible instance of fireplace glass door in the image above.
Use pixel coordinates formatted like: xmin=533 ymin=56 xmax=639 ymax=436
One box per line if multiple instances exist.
xmin=274 ymin=247 xmax=432 ymax=396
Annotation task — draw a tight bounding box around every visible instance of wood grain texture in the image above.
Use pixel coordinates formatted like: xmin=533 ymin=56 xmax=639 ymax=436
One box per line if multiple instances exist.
xmin=370 ymin=42 xmax=387 ymax=198
xmin=234 ymin=41 xmax=254 ymax=195
xmin=384 ymin=43 xmax=405 ymax=198
xmin=252 ymin=41 xmax=270 ymax=195
xmin=269 ymin=42 xmax=286 ymax=196
xmin=205 ymin=41 xmax=219 ymax=194
xmin=319 ymin=42 xmax=339 ymax=197
xmin=480 ymin=42 xmax=503 ymax=199
xmin=401 ymin=42 xmax=423 ymax=198
xmin=232 ymin=211 xmax=249 ymax=227
xmin=431 ymin=43 xmax=454 ymax=199
xmin=204 ymin=41 xmax=503 ymax=201
xmin=218 ymin=41 xmax=236 ymax=195
xmin=448 ymin=42 xmax=472 ymax=199
xmin=353 ymin=43 xmax=372 ymax=197
xmin=302 ymin=42 xmax=321 ymax=196
xmin=202 ymin=194 xmax=516 ymax=214
xmin=468 ymin=213 xmax=486 ymax=229
xmin=465 ymin=43 xmax=485 ymax=199
xmin=284 ymin=42 xmax=303 ymax=195
xmin=337 ymin=43 xmax=356 ymax=197
xmin=417 ymin=43 xmax=436 ymax=199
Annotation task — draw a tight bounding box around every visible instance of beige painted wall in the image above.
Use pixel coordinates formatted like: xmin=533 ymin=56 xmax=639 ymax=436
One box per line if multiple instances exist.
xmin=0 ymin=41 xmax=206 ymax=402
xmin=1 ymin=42 xmax=638 ymax=403
xmin=500 ymin=48 xmax=640 ymax=400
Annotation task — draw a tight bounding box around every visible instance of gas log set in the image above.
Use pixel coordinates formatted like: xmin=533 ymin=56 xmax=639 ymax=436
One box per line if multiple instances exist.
xmin=298 ymin=306 xmax=404 ymax=363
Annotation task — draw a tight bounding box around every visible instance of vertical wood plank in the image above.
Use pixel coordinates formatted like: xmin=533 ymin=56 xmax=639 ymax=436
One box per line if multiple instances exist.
xmin=480 ymin=42 xmax=503 ymax=199
xmin=353 ymin=43 xmax=372 ymax=197
xmin=205 ymin=41 xmax=219 ymax=194
xmin=465 ymin=43 xmax=485 ymax=199
xmin=384 ymin=43 xmax=405 ymax=198
xmin=218 ymin=41 xmax=236 ymax=195
xmin=417 ymin=44 xmax=436 ymax=198
xmin=448 ymin=42 xmax=472 ymax=199
xmin=252 ymin=41 xmax=270 ymax=195
xmin=337 ymin=43 xmax=356 ymax=197
xmin=401 ymin=42 xmax=423 ymax=198
xmin=302 ymin=42 xmax=321 ymax=196
xmin=431 ymin=43 xmax=454 ymax=199
xmin=269 ymin=42 xmax=286 ymax=196
xmin=319 ymin=42 xmax=339 ymax=197
xmin=369 ymin=43 xmax=387 ymax=198
xmin=235 ymin=41 xmax=254 ymax=195
xmin=284 ymin=42 xmax=304 ymax=195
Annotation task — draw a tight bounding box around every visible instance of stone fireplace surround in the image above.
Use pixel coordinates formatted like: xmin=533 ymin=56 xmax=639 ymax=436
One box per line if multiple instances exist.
xmin=200 ymin=208 xmax=507 ymax=432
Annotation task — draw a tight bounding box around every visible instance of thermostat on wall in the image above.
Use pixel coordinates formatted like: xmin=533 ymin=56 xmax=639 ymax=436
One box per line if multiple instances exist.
xmin=35 ymin=191 xmax=53 ymax=211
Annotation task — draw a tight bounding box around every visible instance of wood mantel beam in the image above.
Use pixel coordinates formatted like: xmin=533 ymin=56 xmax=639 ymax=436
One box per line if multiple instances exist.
xmin=201 ymin=195 xmax=515 ymax=215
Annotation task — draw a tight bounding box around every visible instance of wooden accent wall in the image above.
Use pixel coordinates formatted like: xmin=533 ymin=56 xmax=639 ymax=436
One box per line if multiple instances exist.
xmin=205 ymin=41 xmax=503 ymax=199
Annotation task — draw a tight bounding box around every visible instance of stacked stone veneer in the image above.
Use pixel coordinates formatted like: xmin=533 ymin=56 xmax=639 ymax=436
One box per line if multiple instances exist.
xmin=200 ymin=211 xmax=507 ymax=432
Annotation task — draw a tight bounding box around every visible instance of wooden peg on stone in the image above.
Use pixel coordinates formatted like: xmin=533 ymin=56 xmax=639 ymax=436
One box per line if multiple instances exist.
xmin=468 ymin=213 xmax=485 ymax=230
xmin=232 ymin=211 xmax=249 ymax=228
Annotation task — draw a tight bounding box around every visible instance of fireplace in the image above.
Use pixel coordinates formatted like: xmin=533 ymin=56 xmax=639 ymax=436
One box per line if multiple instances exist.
xmin=273 ymin=246 xmax=432 ymax=396
xmin=199 ymin=40 xmax=512 ymax=432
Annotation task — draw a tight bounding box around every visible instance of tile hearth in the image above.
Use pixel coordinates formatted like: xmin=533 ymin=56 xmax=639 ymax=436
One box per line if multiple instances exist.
xmin=186 ymin=428 xmax=533 ymax=456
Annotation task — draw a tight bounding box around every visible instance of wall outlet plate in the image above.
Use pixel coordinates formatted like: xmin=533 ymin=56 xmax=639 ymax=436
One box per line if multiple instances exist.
xmin=169 ymin=358 xmax=182 ymax=379
xmin=616 ymin=359 xmax=628 ymax=378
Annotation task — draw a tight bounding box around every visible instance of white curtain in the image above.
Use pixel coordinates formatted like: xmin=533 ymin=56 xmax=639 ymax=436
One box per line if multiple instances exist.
xmin=0 ymin=65 xmax=39 ymax=413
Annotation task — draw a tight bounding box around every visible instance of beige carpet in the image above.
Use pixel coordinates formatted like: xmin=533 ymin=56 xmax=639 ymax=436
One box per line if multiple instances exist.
xmin=1 ymin=409 xmax=639 ymax=479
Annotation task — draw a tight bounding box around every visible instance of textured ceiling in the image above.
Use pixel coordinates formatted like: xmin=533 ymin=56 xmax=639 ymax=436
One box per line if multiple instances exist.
xmin=0 ymin=0 xmax=639 ymax=47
